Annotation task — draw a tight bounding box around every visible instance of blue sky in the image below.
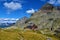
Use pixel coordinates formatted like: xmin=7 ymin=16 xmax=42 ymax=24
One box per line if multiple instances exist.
xmin=0 ymin=0 xmax=60 ymax=19
xmin=0 ymin=0 xmax=48 ymax=19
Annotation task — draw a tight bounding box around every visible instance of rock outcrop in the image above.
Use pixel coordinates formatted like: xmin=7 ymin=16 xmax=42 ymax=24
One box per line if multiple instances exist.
xmin=16 ymin=3 xmax=60 ymax=31
xmin=15 ymin=16 xmax=28 ymax=28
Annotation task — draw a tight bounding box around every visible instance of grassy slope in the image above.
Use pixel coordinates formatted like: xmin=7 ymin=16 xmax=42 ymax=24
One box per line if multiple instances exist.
xmin=0 ymin=29 xmax=60 ymax=40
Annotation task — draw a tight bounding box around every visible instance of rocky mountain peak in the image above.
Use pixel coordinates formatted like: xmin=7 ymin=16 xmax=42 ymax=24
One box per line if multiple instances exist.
xmin=15 ymin=3 xmax=60 ymax=30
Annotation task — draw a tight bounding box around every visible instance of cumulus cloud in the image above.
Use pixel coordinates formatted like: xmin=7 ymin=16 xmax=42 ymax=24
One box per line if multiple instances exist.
xmin=0 ymin=18 xmax=19 ymax=21
xmin=48 ymin=0 xmax=56 ymax=4
xmin=41 ymin=0 xmax=60 ymax=5
xmin=26 ymin=9 xmax=36 ymax=14
xmin=48 ymin=0 xmax=60 ymax=5
xmin=4 ymin=2 xmax=22 ymax=10
xmin=0 ymin=18 xmax=19 ymax=23
xmin=10 ymin=18 xmax=19 ymax=20
xmin=57 ymin=0 xmax=60 ymax=4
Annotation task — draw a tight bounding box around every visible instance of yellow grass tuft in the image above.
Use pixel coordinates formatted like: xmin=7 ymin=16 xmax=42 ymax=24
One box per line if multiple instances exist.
xmin=0 ymin=29 xmax=60 ymax=40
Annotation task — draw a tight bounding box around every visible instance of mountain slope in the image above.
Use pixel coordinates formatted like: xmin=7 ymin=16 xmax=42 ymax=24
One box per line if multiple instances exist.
xmin=0 ymin=29 xmax=59 ymax=40
xmin=26 ymin=3 xmax=60 ymax=30
xmin=16 ymin=3 xmax=60 ymax=31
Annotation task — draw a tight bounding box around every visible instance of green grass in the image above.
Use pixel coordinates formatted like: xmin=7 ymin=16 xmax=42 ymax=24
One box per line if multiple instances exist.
xmin=0 ymin=28 xmax=60 ymax=40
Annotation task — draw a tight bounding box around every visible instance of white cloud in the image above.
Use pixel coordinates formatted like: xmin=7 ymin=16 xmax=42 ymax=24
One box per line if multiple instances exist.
xmin=26 ymin=9 xmax=36 ymax=14
xmin=0 ymin=18 xmax=19 ymax=23
xmin=48 ymin=0 xmax=60 ymax=4
xmin=0 ymin=18 xmax=19 ymax=20
xmin=10 ymin=18 xmax=19 ymax=20
xmin=48 ymin=0 xmax=55 ymax=4
xmin=4 ymin=2 xmax=22 ymax=10
xmin=57 ymin=0 xmax=60 ymax=4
